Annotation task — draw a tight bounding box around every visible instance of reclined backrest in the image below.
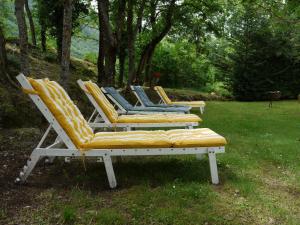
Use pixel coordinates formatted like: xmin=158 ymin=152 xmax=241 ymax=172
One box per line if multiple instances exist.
xmin=132 ymin=86 xmax=155 ymax=107
xmin=84 ymin=81 xmax=119 ymax=123
xmin=155 ymin=86 xmax=172 ymax=104
xmin=103 ymin=87 xmax=133 ymax=111
xmin=28 ymin=78 xmax=94 ymax=148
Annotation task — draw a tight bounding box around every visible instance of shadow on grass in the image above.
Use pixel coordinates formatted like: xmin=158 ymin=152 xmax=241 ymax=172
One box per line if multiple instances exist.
xmin=20 ymin=156 xmax=235 ymax=191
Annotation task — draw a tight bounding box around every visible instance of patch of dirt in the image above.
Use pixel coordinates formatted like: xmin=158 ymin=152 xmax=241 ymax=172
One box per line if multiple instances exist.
xmin=0 ymin=128 xmax=42 ymax=220
xmin=0 ymin=127 xmax=75 ymax=223
xmin=0 ymin=127 xmax=123 ymax=223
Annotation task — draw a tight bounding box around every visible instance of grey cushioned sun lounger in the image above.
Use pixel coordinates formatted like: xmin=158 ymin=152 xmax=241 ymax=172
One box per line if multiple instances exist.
xmin=131 ymin=86 xmax=191 ymax=110
xmin=102 ymin=87 xmax=190 ymax=114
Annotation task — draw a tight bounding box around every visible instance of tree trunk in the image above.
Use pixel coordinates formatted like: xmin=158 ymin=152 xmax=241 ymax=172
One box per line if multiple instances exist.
xmin=24 ymin=0 xmax=36 ymax=47
xmin=60 ymin=0 xmax=73 ymax=89
xmin=135 ymin=0 xmax=176 ymax=83
xmin=118 ymin=45 xmax=125 ymax=87
xmin=97 ymin=0 xmax=105 ymax=84
xmin=0 ymin=25 xmax=18 ymax=88
xmin=15 ymin=0 xmax=30 ymax=76
xmin=41 ymin=23 xmax=46 ymax=52
xmin=126 ymin=0 xmax=146 ymax=88
xmin=127 ymin=0 xmax=135 ymax=87
xmin=56 ymin=31 xmax=63 ymax=62
xmin=0 ymin=25 xmax=7 ymax=75
xmin=144 ymin=50 xmax=154 ymax=86
xmin=0 ymin=24 xmax=7 ymax=71
xmin=97 ymin=0 xmax=117 ymax=86
xmin=105 ymin=48 xmax=116 ymax=85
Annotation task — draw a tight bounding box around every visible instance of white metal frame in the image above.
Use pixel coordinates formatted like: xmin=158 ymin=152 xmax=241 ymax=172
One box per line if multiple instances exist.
xmin=77 ymin=80 xmax=198 ymax=130
xmin=101 ymin=87 xmax=184 ymax=115
xmin=130 ymin=85 xmax=147 ymax=107
xmin=154 ymin=87 xmax=205 ymax=114
xmin=15 ymin=74 xmax=225 ymax=188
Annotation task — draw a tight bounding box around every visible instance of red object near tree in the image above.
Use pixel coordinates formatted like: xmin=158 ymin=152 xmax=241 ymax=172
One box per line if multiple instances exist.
xmin=153 ymin=72 xmax=161 ymax=78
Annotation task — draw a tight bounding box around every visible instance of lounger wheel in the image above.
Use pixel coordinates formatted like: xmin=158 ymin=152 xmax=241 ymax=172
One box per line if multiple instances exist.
xmin=14 ymin=177 xmax=22 ymax=184
xmin=15 ymin=150 xmax=41 ymax=184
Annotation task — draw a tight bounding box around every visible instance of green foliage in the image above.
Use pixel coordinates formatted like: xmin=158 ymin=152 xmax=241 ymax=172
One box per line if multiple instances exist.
xmin=95 ymin=209 xmax=126 ymax=225
xmin=84 ymin=52 xmax=97 ymax=64
xmin=63 ymin=206 xmax=76 ymax=223
xmin=151 ymin=39 xmax=230 ymax=96
xmin=230 ymin=2 xmax=300 ymax=100
xmin=1 ymin=0 xmax=299 ymax=101
xmin=0 ymin=0 xmax=18 ymax=37
xmin=6 ymin=101 xmax=300 ymax=224
xmin=36 ymin=0 xmax=89 ymax=53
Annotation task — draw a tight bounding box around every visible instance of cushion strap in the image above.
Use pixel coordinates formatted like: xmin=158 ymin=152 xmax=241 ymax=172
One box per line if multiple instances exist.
xmin=22 ymin=88 xmax=39 ymax=95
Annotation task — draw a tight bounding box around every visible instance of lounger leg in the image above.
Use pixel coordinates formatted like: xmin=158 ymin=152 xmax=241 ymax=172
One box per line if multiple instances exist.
xmin=200 ymin=106 xmax=204 ymax=114
xmin=208 ymin=150 xmax=219 ymax=184
xmin=16 ymin=149 xmax=41 ymax=183
xmin=103 ymin=155 xmax=117 ymax=188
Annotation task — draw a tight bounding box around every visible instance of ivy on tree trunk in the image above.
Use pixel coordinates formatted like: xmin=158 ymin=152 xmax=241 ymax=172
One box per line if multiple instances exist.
xmin=25 ymin=0 xmax=36 ymax=47
xmin=0 ymin=25 xmax=7 ymax=80
xmin=15 ymin=0 xmax=30 ymax=76
xmin=60 ymin=0 xmax=73 ymax=89
xmin=129 ymin=0 xmax=176 ymax=86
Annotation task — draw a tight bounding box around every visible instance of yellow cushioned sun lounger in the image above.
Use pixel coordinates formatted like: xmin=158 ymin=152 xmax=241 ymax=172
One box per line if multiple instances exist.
xmin=154 ymin=86 xmax=206 ymax=114
xmin=16 ymin=74 xmax=226 ymax=188
xmin=77 ymin=80 xmax=201 ymax=130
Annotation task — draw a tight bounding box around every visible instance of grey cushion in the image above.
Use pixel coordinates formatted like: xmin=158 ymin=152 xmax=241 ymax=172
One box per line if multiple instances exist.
xmin=103 ymin=87 xmax=190 ymax=113
xmin=132 ymin=86 xmax=191 ymax=111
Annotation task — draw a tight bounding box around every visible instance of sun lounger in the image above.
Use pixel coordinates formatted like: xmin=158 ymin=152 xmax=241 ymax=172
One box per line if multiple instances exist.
xmin=15 ymin=74 xmax=226 ymax=188
xmin=78 ymin=80 xmax=200 ymax=130
xmin=154 ymin=86 xmax=206 ymax=114
xmin=102 ymin=86 xmax=189 ymax=114
xmin=130 ymin=85 xmax=191 ymax=110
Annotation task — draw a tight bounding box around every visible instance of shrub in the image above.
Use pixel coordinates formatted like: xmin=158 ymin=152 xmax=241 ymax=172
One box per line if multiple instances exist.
xmin=63 ymin=206 xmax=76 ymax=223
xmin=231 ymin=5 xmax=300 ymax=100
xmin=84 ymin=52 xmax=97 ymax=64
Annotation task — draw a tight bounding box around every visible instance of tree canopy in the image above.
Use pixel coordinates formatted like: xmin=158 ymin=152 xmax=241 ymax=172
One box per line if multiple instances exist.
xmin=0 ymin=0 xmax=299 ymax=99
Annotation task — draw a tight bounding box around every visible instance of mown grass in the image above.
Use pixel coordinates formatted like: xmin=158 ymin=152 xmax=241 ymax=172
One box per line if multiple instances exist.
xmin=12 ymin=101 xmax=300 ymax=224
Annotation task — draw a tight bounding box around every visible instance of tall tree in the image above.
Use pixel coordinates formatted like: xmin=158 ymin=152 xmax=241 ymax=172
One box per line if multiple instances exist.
xmin=36 ymin=0 xmax=47 ymax=51
xmin=97 ymin=0 xmax=126 ymax=86
xmin=15 ymin=0 xmax=30 ymax=75
xmin=0 ymin=23 xmax=18 ymax=87
xmin=24 ymin=0 xmax=36 ymax=47
xmin=37 ymin=0 xmax=88 ymax=61
xmin=126 ymin=0 xmax=146 ymax=88
xmin=60 ymin=0 xmax=73 ymax=89
xmin=130 ymin=0 xmax=176 ymax=86
xmin=97 ymin=0 xmax=105 ymax=84
xmin=0 ymin=24 xmax=7 ymax=79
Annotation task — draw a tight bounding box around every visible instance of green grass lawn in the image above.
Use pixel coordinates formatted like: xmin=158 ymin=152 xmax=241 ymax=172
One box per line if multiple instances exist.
xmin=9 ymin=101 xmax=300 ymax=224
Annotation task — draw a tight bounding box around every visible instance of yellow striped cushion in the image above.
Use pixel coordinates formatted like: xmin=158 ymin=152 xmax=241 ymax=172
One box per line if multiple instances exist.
xmin=155 ymin=86 xmax=172 ymax=104
xmin=117 ymin=114 xmax=201 ymax=123
xmin=166 ymin=128 xmax=226 ymax=147
xmin=82 ymin=130 xmax=171 ymax=149
xmin=84 ymin=81 xmax=119 ymax=123
xmin=28 ymin=78 xmax=94 ymax=148
xmin=82 ymin=128 xmax=226 ymax=149
xmin=155 ymin=86 xmax=206 ymax=107
xmin=172 ymin=101 xmax=206 ymax=107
